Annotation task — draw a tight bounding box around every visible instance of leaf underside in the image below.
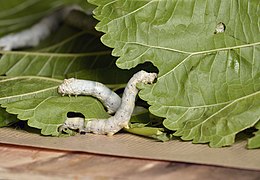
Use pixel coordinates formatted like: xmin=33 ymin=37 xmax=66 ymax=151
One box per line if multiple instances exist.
xmin=0 ymin=1 xmax=152 ymax=137
xmin=0 ymin=0 xmax=117 ymax=80
xmin=2 ymin=96 xmax=109 ymax=136
xmin=89 ymin=0 xmax=260 ymax=147
xmin=0 ymin=0 xmax=90 ymax=36
xmin=0 ymin=76 xmax=109 ymax=136
xmin=0 ymin=107 xmax=18 ymax=127
xmin=248 ymin=121 xmax=260 ymax=149
xmin=0 ymin=25 xmax=115 ymax=79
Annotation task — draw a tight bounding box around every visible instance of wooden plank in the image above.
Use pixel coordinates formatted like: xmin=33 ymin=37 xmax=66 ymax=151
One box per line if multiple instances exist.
xmin=0 ymin=144 xmax=65 ymax=168
xmin=0 ymin=144 xmax=259 ymax=180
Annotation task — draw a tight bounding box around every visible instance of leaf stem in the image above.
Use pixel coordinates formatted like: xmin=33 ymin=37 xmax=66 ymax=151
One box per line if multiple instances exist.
xmin=123 ymin=126 xmax=164 ymax=136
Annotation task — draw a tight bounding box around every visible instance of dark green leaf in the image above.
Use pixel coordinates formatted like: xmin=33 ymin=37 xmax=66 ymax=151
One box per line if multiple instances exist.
xmin=248 ymin=121 xmax=260 ymax=149
xmin=2 ymin=96 xmax=109 ymax=136
xmin=0 ymin=107 xmax=18 ymax=127
xmin=0 ymin=76 xmax=109 ymax=135
xmin=0 ymin=76 xmax=60 ymax=104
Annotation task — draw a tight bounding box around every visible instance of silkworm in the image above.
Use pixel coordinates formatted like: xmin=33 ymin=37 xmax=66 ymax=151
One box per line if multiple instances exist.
xmin=58 ymin=117 xmax=86 ymax=133
xmin=58 ymin=78 xmax=122 ymax=114
xmin=59 ymin=70 xmax=157 ymax=136
xmin=0 ymin=5 xmax=82 ymax=51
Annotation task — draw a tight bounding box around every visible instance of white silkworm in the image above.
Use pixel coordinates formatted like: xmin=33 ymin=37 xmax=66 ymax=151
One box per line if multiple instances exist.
xmin=0 ymin=5 xmax=82 ymax=51
xmin=58 ymin=78 xmax=122 ymax=114
xmin=59 ymin=70 xmax=157 ymax=136
xmin=59 ymin=117 xmax=86 ymax=133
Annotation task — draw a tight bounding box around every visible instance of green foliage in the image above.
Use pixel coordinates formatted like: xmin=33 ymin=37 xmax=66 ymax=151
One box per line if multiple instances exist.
xmin=0 ymin=0 xmax=116 ymax=79
xmin=0 ymin=25 xmax=114 ymax=79
xmin=124 ymin=106 xmax=170 ymax=141
xmin=0 ymin=76 xmax=109 ymax=135
xmin=0 ymin=0 xmax=259 ymax=149
xmin=0 ymin=107 xmax=18 ymax=127
xmin=0 ymin=0 xmax=88 ymax=36
xmin=2 ymin=96 xmax=109 ymax=136
xmin=89 ymin=0 xmax=260 ymax=148
xmin=248 ymin=121 xmax=260 ymax=149
xmin=0 ymin=0 xmax=148 ymax=138
xmin=0 ymin=76 xmax=60 ymax=104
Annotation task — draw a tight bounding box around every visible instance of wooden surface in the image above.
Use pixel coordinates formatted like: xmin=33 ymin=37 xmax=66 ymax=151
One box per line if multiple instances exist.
xmin=0 ymin=144 xmax=259 ymax=180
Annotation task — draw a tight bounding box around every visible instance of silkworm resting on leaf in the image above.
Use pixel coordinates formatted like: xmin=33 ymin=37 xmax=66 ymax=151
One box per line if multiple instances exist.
xmin=59 ymin=117 xmax=86 ymax=134
xmin=58 ymin=78 xmax=121 ymax=114
xmin=0 ymin=5 xmax=82 ymax=51
xmin=59 ymin=70 xmax=157 ymax=136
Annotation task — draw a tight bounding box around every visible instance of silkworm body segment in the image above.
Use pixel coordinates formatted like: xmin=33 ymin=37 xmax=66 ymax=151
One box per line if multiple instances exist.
xmin=59 ymin=117 xmax=85 ymax=133
xmin=58 ymin=78 xmax=121 ymax=114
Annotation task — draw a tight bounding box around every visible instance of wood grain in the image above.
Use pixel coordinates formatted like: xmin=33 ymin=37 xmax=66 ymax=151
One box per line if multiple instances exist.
xmin=0 ymin=144 xmax=259 ymax=180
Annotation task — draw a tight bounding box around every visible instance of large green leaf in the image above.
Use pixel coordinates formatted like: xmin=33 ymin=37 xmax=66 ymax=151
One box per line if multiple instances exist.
xmin=89 ymin=0 xmax=260 ymax=147
xmin=0 ymin=0 xmax=114 ymax=79
xmin=2 ymin=96 xmax=109 ymax=136
xmin=0 ymin=25 xmax=114 ymax=79
xmin=0 ymin=76 xmax=109 ymax=136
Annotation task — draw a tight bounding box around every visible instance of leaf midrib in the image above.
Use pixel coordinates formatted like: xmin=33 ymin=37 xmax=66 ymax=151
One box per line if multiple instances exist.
xmin=0 ymin=86 xmax=58 ymax=103
xmin=0 ymin=76 xmax=62 ymax=103
xmin=0 ymin=76 xmax=62 ymax=83
xmin=172 ymin=43 xmax=258 ymax=78
xmin=0 ymin=50 xmax=111 ymax=58
xmin=184 ymin=90 xmax=260 ymax=132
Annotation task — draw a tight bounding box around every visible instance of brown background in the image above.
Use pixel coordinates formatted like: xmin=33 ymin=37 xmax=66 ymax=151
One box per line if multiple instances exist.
xmin=0 ymin=127 xmax=259 ymax=171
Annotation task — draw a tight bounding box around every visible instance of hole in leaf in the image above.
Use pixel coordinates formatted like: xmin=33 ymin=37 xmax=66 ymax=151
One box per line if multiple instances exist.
xmin=67 ymin=112 xmax=85 ymax=118
xmin=214 ymin=22 xmax=226 ymax=34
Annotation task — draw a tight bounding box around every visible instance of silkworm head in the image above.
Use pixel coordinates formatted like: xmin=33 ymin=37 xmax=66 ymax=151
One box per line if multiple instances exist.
xmin=148 ymin=73 xmax=157 ymax=83
xmin=57 ymin=85 xmax=65 ymax=94
xmin=141 ymin=72 xmax=157 ymax=84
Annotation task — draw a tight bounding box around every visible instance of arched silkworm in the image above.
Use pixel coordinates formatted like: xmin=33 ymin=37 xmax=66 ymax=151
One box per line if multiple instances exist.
xmin=58 ymin=78 xmax=122 ymax=114
xmin=0 ymin=5 xmax=82 ymax=51
xmin=59 ymin=70 xmax=157 ymax=136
